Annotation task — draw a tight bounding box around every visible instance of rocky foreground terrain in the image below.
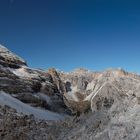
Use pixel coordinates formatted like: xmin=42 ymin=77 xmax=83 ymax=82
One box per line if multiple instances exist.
xmin=0 ymin=44 xmax=140 ymax=140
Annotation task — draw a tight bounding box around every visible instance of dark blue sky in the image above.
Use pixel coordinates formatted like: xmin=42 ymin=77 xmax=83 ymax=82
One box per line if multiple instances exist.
xmin=0 ymin=0 xmax=140 ymax=72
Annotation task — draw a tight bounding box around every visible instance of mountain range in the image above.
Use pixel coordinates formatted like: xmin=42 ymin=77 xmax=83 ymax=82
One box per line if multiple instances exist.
xmin=0 ymin=44 xmax=140 ymax=140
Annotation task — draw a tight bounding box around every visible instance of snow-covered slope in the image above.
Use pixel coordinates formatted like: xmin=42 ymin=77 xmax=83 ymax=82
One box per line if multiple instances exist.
xmin=0 ymin=91 xmax=64 ymax=120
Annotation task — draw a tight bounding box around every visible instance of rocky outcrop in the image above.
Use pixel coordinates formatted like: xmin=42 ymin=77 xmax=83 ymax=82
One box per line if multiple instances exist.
xmin=48 ymin=68 xmax=66 ymax=93
xmin=0 ymin=45 xmax=68 ymax=113
xmin=0 ymin=45 xmax=27 ymax=68
xmin=0 ymin=105 xmax=58 ymax=140
xmin=61 ymin=68 xmax=140 ymax=115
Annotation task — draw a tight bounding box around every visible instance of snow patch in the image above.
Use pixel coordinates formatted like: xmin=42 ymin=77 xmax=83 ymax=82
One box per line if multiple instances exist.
xmin=66 ymin=86 xmax=79 ymax=101
xmin=0 ymin=91 xmax=64 ymax=120
xmin=11 ymin=68 xmax=30 ymax=77
xmin=9 ymin=67 xmax=39 ymax=79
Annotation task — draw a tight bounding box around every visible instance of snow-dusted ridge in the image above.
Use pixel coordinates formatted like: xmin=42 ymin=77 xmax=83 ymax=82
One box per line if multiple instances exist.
xmin=0 ymin=44 xmax=26 ymax=64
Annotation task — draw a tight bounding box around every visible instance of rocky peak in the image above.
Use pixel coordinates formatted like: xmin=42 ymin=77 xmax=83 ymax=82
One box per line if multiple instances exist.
xmin=0 ymin=44 xmax=27 ymax=68
xmin=48 ymin=68 xmax=59 ymax=77
xmin=47 ymin=68 xmax=66 ymax=93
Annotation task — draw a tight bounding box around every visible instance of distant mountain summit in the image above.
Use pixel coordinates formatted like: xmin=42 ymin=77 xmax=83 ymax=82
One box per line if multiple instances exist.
xmin=0 ymin=44 xmax=140 ymax=139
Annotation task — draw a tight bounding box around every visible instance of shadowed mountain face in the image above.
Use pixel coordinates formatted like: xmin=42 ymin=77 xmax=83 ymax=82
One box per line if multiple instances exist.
xmin=1 ymin=45 xmax=140 ymax=139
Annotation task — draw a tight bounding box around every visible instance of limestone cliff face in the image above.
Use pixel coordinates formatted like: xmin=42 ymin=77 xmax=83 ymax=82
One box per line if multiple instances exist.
xmin=1 ymin=44 xmax=140 ymax=115
xmin=0 ymin=45 xmax=67 ymax=113
xmin=1 ymin=44 xmax=140 ymax=116
xmin=1 ymin=45 xmax=140 ymax=140
xmin=61 ymin=68 xmax=140 ymax=114
xmin=0 ymin=45 xmax=27 ymax=68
